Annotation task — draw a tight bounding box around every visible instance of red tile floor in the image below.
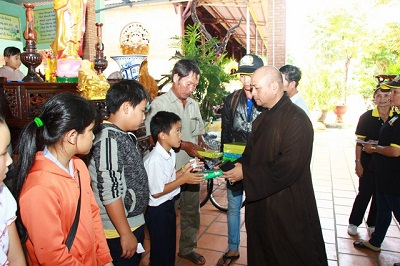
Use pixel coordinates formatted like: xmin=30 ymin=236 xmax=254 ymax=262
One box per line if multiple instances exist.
xmin=140 ymin=127 xmax=400 ymax=266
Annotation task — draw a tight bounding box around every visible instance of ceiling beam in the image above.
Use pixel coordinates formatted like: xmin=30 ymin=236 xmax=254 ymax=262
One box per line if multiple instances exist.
xmin=249 ymin=6 xmax=268 ymax=49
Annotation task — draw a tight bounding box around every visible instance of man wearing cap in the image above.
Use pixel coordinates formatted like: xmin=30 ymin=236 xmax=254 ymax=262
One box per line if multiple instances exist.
xmin=354 ymin=77 xmax=400 ymax=264
xmin=279 ymin=65 xmax=310 ymax=116
xmin=218 ymin=54 xmax=263 ymax=266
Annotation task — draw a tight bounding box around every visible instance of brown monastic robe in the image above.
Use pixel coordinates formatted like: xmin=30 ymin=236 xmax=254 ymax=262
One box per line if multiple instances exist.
xmin=240 ymin=94 xmax=328 ymax=266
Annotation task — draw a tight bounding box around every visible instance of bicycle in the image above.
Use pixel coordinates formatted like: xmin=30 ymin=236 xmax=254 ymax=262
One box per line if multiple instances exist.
xmin=199 ymin=159 xmax=246 ymax=212
xmin=198 ymin=135 xmax=246 ymax=211
xmin=200 ymin=177 xmax=228 ymax=211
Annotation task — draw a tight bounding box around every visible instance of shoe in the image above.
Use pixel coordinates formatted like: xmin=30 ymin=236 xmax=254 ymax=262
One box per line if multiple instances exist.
xmin=347 ymin=224 xmax=358 ymax=235
xmin=353 ymin=240 xmax=381 ymax=252
xmin=368 ymin=226 xmax=375 ymax=235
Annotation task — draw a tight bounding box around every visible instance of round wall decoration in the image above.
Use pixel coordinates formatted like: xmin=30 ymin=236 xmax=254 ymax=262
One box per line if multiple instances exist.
xmin=120 ymin=22 xmax=150 ymax=55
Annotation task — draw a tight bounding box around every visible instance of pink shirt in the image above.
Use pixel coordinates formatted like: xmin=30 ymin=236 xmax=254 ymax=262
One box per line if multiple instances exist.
xmin=0 ymin=184 xmax=17 ymax=265
xmin=0 ymin=66 xmax=25 ymax=81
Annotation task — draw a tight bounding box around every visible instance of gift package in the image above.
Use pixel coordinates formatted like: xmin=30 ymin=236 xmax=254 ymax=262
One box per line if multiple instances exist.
xmin=222 ymin=143 xmax=246 ymax=162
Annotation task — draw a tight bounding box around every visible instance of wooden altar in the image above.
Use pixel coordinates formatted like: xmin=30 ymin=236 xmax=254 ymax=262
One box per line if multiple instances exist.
xmin=0 ymin=77 xmax=151 ymax=155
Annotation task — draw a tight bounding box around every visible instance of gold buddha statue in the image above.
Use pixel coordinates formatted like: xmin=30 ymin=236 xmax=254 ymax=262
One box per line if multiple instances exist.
xmin=51 ymin=0 xmax=87 ymax=59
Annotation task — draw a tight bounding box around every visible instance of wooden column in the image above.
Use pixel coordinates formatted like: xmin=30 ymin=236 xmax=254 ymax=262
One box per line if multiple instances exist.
xmin=267 ymin=0 xmax=286 ymax=68
xmin=83 ymin=0 xmax=96 ymax=60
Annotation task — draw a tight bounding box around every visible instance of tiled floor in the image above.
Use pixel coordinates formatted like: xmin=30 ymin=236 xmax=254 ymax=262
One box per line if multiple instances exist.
xmin=141 ymin=126 xmax=400 ymax=266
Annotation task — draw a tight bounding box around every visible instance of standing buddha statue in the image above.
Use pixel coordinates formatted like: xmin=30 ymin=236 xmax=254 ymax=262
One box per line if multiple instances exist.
xmin=51 ymin=0 xmax=87 ymax=59
xmin=51 ymin=0 xmax=87 ymax=80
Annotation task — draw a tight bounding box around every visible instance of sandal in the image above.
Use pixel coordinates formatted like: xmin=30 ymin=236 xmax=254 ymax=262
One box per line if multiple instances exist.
xmin=178 ymin=251 xmax=206 ymax=265
xmin=353 ymin=240 xmax=381 ymax=252
xmin=216 ymin=252 xmax=240 ymax=266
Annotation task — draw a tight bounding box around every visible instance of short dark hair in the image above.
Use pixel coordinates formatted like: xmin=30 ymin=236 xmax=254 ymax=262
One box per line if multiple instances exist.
xmin=279 ymin=65 xmax=302 ymax=88
xmin=106 ymin=80 xmax=151 ymax=114
xmin=4 ymin=47 xmax=21 ymax=57
xmin=171 ymin=59 xmax=200 ymax=81
xmin=150 ymin=111 xmax=181 ymax=143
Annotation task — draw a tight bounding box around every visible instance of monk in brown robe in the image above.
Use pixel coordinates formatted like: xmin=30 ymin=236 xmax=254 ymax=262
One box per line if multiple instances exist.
xmin=223 ymin=66 xmax=327 ymax=265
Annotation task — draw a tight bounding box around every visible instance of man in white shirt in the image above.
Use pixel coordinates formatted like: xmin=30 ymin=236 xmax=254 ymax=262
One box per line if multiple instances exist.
xmin=279 ymin=65 xmax=310 ymax=116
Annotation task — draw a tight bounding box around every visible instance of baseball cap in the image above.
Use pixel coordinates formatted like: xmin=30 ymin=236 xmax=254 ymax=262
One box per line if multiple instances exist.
xmin=380 ymin=74 xmax=400 ymax=90
xmin=236 ymin=54 xmax=264 ymax=75
xmin=373 ymin=84 xmax=391 ymax=97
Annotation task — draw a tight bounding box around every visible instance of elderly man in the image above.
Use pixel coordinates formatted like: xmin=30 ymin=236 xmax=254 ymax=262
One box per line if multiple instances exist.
xmin=145 ymin=59 xmax=207 ymax=265
xmin=223 ymin=66 xmax=327 ymax=265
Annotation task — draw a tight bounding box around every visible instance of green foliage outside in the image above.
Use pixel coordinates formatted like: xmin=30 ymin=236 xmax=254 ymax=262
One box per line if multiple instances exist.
xmin=299 ymin=0 xmax=400 ymax=111
xmin=167 ymin=23 xmax=234 ymax=120
xmin=302 ymin=68 xmax=341 ymax=111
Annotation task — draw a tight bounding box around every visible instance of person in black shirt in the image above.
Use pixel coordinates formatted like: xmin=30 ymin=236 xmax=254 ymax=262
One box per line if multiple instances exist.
xmin=348 ymin=86 xmax=392 ymax=236
xmin=354 ymin=78 xmax=400 ymax=262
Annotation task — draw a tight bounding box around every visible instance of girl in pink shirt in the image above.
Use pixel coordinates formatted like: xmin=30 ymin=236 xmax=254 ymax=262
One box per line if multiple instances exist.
xmin=0 ymin=114 xmax=26 ymax=265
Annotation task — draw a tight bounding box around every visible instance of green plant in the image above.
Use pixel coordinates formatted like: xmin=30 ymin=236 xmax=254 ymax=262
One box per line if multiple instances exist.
xmin=303 ymin=1 xmax=400 ymax=108
xmin=167 ymin=23 xmax=233 ymax=119
xmin=302 ymin=67 xmax=340 ymax=112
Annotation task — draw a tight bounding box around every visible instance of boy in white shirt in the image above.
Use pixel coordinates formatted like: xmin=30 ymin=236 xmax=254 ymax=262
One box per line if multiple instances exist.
xmin=0 ymin=47 xmax=25 ymax=81
xmin=144 ymin=111 xmax=204 ymax=266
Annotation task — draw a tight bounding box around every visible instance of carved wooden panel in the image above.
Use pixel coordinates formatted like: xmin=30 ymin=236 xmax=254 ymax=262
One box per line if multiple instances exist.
xmin=1 ymin=81 xmax=78 ymax=120
xmin=92 ymin=100 xmax=109 ymax=120
xmin=0 ymin=79 xmax=150 ymax=155
xmin=3 ymin=87 xmax=18 ymax=118
xmin=135 ymin=125 xmax=152 ymax=156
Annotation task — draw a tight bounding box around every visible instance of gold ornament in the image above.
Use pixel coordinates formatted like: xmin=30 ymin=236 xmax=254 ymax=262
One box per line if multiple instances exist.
xmin=78 ymin=60 xmax=110 ymax=100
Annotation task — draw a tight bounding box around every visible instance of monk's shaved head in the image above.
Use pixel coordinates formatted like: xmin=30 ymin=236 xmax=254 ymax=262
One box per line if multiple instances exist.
xmin=253 ymin=66 xmax=283 ymax=85
xmin=251 ymin=66 xmax=284 ymax=109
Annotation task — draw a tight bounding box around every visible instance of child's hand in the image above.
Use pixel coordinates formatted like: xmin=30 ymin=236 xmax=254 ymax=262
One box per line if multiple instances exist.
xmin=182 ymin=158 xmax=204 ymax=172
xmin=194 ymin=158 xmax=205 ymax=170
xmin=120 ymin=232 xmax=138 ymax=259
xmin=182 ymin=169 xmax=204 ymax=184
xmin=182 ymin=161 xmax=193 ymax=172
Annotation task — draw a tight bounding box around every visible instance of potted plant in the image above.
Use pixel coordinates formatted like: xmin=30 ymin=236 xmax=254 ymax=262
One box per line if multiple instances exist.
xmin=332 ymin=81 xmax=348 ymax=123
xmin=159 ymin=24 xmax=234 ymax=120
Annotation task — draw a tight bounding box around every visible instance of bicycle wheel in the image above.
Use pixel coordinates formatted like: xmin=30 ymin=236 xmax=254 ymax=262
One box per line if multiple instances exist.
xmin=199 ymin=178 xmax=212 ymax=207
xmin=209 ymin=178 xmax=228 ymax=211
